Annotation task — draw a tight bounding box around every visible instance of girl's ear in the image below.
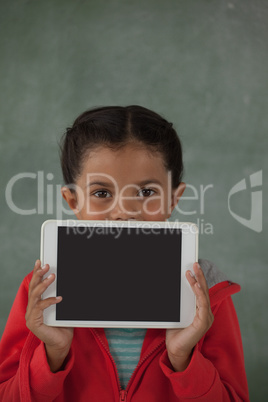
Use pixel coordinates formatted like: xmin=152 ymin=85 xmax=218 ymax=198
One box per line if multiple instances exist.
xmin=170 ymin=182 xmax=186 ymax=214
xmin=61 ymin=186 xmax=80 ymax=215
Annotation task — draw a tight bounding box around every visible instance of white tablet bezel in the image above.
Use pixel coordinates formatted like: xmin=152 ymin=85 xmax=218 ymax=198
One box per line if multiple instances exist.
xmin=41 ymin=220 xmax=198 ymax=328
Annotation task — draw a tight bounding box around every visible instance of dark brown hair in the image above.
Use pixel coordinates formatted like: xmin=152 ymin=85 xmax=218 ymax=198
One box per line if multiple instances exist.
xmin=60 ymin=105 xmax=183 ymax=188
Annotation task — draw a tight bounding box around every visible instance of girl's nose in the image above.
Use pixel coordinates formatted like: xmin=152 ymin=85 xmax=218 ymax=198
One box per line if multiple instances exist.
xmin=109 ymin=198 xmax=140 ymax=221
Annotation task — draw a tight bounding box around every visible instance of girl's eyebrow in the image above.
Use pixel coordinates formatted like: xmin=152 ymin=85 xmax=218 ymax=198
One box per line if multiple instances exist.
xmin=87 ymin=179 xmax=162 ymax=188
xmin=87 ymin=181 xmax=114 ymax=188
xmin=137 ymin=179 xmax=162 ymax=186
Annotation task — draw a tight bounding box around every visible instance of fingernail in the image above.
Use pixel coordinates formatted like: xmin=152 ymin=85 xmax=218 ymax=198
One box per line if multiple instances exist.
xmin=189 ymin=270 xmax=194 ymax=277
xmin=47 ymin=274 xmax=53 ymax=279
xmin=41 ymin=264 xmax=47 ymax=269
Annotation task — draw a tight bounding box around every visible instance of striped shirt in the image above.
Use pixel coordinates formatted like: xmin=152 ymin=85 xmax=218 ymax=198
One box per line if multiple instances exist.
xmin=105 ymin=328 xmax=147 ymax=389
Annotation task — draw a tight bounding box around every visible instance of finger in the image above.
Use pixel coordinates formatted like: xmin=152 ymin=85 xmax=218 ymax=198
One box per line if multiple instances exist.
xmin=186 ymin=270 xmax=197 ymax=287
xmin=194 ymin=281 xmax=210 ymax=309
xmin=186 ymin=271 xmax=208 ymax=306
xmin=27 ymin=295 xmax=62 ymax=317
xmin=29 ymin=263 xmax=50 ymax=295
xmin=186 ymin=268 xmax=210 ymax=310
xmin=28 ymin=273 xmax=56 ymax=307
xmin=191 ymin=283 xmax=214 ymax=333
xmin=194 ymin=282 xmax=210 ymax=313
xmin=35 ymin=296 xmax=63 ymax=312
xmin=34 ymin=259 xmax=41 ymax=271
xmin=186 ymin=263 xmax=205 ymax=286
xmin=26 ymin=296 xmax=62 ymax=329
xmin=184 ymin=271 xmax=214 ymax=338
xmin=193 ymin=263 xmax=210 ymax=302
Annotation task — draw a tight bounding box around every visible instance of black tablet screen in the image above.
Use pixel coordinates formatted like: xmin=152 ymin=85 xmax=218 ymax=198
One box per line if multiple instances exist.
xmin=56 ymin=225 xmax=182 ymax=322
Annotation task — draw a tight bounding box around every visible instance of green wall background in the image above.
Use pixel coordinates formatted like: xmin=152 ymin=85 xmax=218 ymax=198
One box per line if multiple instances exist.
xmin=0 ymin=1 xmax=267 ymax=400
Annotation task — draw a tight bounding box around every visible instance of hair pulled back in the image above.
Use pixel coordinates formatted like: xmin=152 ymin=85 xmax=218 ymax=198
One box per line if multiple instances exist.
xmin=60 ymin=105 xmax=183 ymax=189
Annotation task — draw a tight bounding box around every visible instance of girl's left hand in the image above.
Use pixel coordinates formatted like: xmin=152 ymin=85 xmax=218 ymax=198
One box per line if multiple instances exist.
xmin=166 ymin=262 xmax=214 ymax=372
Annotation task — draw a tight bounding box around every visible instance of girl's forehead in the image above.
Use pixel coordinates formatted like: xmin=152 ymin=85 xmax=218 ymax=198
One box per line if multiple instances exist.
xmin=79 ymin=144 xmax=168 ymax=183
xmin=84 ymin=144 xmax=165 ymax=169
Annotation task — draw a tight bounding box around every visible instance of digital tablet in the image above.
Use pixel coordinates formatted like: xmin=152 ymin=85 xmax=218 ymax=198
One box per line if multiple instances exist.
xmin=41 ymin=220 xmax=198 ymax=328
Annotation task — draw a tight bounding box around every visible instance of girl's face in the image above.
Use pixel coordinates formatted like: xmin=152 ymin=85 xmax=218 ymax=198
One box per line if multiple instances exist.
xmin=62 ymin=143 xmax=185 ymax=222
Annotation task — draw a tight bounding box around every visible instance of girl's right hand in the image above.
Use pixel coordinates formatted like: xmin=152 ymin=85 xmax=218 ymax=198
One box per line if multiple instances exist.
xmin=25 ymin=260 xmax=74 ymax=372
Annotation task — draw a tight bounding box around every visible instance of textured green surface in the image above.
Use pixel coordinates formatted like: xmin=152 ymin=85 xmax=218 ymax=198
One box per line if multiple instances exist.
xmin=0 ymin=1 xmax=267 ymax=399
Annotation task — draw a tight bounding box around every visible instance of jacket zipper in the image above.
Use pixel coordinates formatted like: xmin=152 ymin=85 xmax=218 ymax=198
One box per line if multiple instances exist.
xmin=125 ymin=339 xmax=165 ymax=388
xmin=119 ymin=390 xmax=127 ymax=401
xmin=92 ymin=330 xmax=122 ymax=392
xmin=93 ymin=329 xmax=165 ymax=401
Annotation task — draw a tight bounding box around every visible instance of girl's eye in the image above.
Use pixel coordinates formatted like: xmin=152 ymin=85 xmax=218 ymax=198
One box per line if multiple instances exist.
xmin=93 ymin=190 xmax=112 ymax=198
xmin=137 ymin=188 xmax=156 ymax=197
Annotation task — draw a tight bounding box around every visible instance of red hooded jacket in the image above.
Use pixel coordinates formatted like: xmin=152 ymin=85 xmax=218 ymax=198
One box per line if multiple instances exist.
xmin=0 ymin=261 xmax=249 ymax=401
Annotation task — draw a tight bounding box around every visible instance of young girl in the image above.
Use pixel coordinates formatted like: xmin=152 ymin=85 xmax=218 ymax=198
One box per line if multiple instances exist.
xmin=0 ymin=106 xmax=249 ymax=401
